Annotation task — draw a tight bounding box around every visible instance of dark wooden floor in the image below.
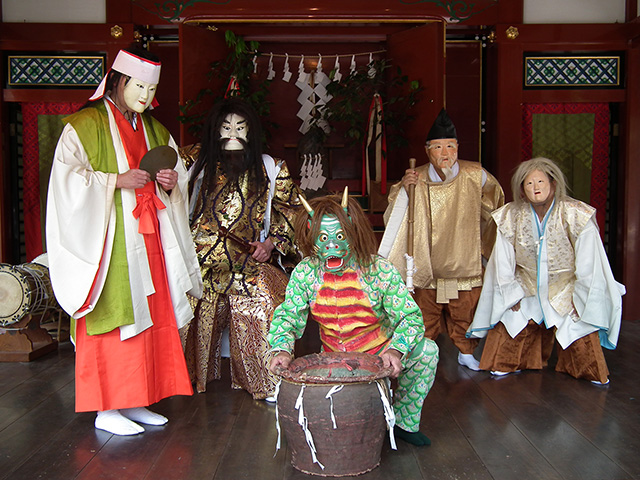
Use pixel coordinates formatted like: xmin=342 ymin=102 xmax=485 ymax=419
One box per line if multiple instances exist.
xmin=1 ymin=320 xmax=639 ymax=480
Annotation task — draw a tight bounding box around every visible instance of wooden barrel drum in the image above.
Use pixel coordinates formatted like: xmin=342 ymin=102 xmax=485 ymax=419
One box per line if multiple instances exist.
xmin=275 ymin=352 xmax=393 ymax=477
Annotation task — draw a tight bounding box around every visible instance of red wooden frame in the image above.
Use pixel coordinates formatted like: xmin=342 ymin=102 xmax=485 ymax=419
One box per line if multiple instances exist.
xmin=131 ymin=0 xmax=511 ymax=26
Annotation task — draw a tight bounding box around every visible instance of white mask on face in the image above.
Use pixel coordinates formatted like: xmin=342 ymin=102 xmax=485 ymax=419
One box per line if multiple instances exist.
xmin=123 ymin=77 xmax=157 ymax=113
xmin=425 ymin=138 xmax=458 ymax=171
xmin=523 ymin=169 xmax=553 ymax=206
xmin=219 ymin=113 xmax=249 ymax=151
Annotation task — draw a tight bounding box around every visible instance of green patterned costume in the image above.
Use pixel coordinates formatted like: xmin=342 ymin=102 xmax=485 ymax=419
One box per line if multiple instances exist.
xmin=268 ymin=255 xmax=439 ymax=433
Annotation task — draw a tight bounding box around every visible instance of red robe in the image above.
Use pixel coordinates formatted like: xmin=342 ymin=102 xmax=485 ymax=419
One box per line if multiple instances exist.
xmin=74 ymin=102 xmax=192 ymax=412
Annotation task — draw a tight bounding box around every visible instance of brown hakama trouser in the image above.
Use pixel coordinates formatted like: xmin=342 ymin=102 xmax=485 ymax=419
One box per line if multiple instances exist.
xmin=555 ymin=331 xmax=609 ymax=384
xmin=413 ymin=287 xmax=481 ymax=355
xmin=479 ymin=320 xmax=609 ymax=383
xmin=479 ymin=320 xmax=554 ymax=372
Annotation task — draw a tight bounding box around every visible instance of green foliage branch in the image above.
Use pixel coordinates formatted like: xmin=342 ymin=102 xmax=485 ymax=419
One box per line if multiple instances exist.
xmin=179 ymin=30 xmax=274 ymax=138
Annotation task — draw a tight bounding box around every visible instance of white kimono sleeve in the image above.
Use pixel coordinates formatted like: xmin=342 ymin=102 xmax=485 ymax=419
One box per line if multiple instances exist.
xmin=467 ymin=229 xmax=529 ymax=339
xmin=46 ymin=123 xmax=117 ymax=319
xmin=571 ymin=218 xmax=625 ymax=349
xmin=152 ymin=136 xmax=203 ymax=330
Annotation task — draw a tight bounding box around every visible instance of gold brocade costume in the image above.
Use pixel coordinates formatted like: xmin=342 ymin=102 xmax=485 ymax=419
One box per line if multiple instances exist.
xmin=385 ymin=160 xmax=504 ymax=294
xmin=180 ymin=145 xmax=301 ymax=397
xmin=383 ymin=160 xmax=504 ymax=352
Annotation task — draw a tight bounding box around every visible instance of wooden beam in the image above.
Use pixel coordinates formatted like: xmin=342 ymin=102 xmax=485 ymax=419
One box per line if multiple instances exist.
xmin=0 ymin=36 xmax=7 ymax=263
xmin=626 ymin=0 xmax=638 ymax=23
xmin=488 ymin=36 xmax=523 ymax=197
xmin=106 ymin=0 xmax=133 ymax=24
xmin=620 ymin=45 xmax=640 ymax=319
xmin=3 ymin=90 xmax=94 ymax=104
xmin=523 ymin=89 xmax=626 ymax=104
xmin=497 ymin=0 xmax=523 ymax=24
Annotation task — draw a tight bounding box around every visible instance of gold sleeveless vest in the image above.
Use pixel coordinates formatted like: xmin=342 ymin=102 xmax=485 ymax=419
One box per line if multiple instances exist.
xmin=493 ymin=198 xmax=595 ymax=316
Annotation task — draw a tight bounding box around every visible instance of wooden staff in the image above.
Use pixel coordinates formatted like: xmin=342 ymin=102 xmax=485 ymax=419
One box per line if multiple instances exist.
xmin=406 ymin=157 xmax=416 ymax=292
xmin=202 ymin=223 xmax=256 ymax=254
xmin=407 ymin=157 xmax=416 ymax=257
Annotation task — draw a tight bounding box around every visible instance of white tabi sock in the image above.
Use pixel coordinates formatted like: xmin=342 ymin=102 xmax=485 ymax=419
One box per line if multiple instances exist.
xmin=95 ymin=410 xmax=145 ymax=436
xmin=120 ymin=407 xmax=168 ymax=425
xmin=491 ymin=370 xmax=521 ymax=376
xmin=458 ymin=352 xmax=481 ymax=371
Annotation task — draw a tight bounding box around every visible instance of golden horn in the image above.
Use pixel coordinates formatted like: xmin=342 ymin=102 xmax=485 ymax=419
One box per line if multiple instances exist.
xmin=299 ymin=193 xmax=314 ymax=216
xmin=341 ymin=186 xmax=349 ymax=210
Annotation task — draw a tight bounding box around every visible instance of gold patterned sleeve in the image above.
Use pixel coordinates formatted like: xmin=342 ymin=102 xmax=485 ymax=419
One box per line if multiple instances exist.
xmin=269 ymin=160 xmax=302 ymax=257
xmin=178 ymin=143 xmax=201 ymax=170
xmin=481 ymin=169 xmax=506 ymax=259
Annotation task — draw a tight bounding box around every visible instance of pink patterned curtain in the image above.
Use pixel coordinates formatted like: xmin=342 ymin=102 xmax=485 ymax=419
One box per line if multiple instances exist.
xmin=22 ymin=102 xmax=83 ymax=261
xmin=521 ymin=103 xmax=610 ymax=235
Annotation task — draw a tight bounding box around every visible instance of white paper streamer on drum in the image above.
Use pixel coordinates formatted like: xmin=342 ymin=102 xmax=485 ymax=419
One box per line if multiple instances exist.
xmin=376 ymin=379 xmax=397 ymax=450
xmin=294 ymin=385 xmax=325 ymax=470
xmin=273 ymin=380 xmax=282 ymax=456
xmin=324 ymin=385 xmax=344 ymax=429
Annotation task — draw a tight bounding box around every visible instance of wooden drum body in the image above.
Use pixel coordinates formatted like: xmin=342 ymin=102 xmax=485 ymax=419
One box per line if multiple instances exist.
xmin=0 ymin=256 xmax=60 ymax=361
xmin=0 ymin=259 xmax=58 ymax=328
xmin=275 ymin=352 xmax=393 ymax=477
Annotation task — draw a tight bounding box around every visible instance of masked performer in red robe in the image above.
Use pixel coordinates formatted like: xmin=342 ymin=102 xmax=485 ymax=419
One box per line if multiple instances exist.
xmin=47 ymin=47 xmax=203 ymax=435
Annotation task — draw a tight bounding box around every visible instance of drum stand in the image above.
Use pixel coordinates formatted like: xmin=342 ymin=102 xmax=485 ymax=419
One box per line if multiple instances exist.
xmin=0 ymin=311 xmax=58 ymax=362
